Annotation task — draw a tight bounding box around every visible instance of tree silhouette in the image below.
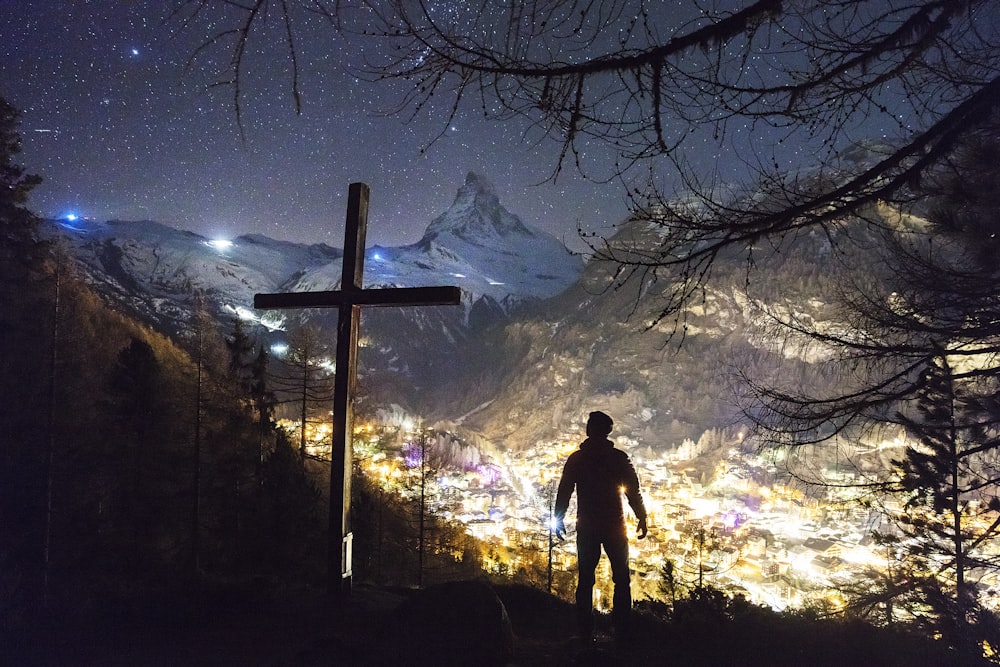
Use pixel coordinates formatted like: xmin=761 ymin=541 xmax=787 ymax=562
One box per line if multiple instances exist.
xmin=889 ymin=353 xmax=1000 ymax=658
xmin=0 ymin=95 xmax=42 ymax=229
xmin=258 ymin=429 xmax=325 ymax=576
xmin=269 ymin=326 xmax=334 ymax=459
xmin=226 ymin=318 xmax=274 ymax=490
xmin=176 ymin=0 xmax=1000 ymax=323
xmin=0 ymin=96 xmax=49 ymax=608
xmin=741 ymin=116 xmax=1000 ymax=446
xmin=189 ymin=295 xmax=216 ymax=572
xmin=401 ymin=427 xmax=451 ymax=588
xmin=733 ymin=118 xmax=1000 ymax=654
xmin=104 ymin=337 xmax=165 ymax=580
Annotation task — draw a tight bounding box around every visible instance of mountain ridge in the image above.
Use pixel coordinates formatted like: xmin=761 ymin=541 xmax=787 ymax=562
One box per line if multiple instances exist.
xmin=47 ymin=170 xmax=878 ymax=454
xmin=420 ymin=172 xmax=538 ymax=244
xmin=46 ymin=173 xmax=586 ymax=409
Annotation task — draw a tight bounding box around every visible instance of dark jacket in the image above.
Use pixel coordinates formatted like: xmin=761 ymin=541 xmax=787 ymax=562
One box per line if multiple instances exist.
xmin=554 ymin=437 xmax=646 ymax=534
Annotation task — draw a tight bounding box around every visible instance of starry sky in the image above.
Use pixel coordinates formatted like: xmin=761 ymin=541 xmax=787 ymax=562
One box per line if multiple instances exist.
xmin=2 ymin=1 xmax=957 ymax=253
xmin=0 ymin=1 xmax=637 ymax=250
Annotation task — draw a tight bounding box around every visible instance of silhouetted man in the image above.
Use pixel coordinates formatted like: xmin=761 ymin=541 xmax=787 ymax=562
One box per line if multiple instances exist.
xmin=554 ymin=411 xmax=647 ymax=643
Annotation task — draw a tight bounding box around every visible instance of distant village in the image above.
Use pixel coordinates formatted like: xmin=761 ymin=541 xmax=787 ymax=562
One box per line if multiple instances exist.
xmin=292 ymin=416 xmax=1000 ymax=614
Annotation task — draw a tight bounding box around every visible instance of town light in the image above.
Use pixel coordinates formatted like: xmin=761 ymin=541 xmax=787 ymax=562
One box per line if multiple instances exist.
xmin=207 ymin=238 xmax=233 ymax=251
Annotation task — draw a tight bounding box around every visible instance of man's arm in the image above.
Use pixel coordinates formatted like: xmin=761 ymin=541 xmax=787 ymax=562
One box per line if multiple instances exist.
xmin=553 ymin=456 xmax=576 ymax=539
xmin=622 ymin=456 xmax=647 ymax=539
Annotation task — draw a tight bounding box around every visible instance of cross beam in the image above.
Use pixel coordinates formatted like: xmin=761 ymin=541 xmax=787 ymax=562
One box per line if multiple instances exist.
xmin=254 ymin=183 xmax=461 ymax=597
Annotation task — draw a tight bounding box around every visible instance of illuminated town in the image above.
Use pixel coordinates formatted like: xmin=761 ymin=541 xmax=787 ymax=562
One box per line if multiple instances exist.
xmin=283 ymin=414 xmax=1000 ymax=615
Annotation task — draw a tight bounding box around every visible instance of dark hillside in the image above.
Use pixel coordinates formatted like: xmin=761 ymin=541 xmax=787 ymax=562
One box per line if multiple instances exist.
xmin=4 ymin=581 xmax=968 ymax=666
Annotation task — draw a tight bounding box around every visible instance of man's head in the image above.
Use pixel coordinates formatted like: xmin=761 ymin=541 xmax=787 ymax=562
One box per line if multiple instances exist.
xmin=586 ymin=411 xmax=614 ymax=438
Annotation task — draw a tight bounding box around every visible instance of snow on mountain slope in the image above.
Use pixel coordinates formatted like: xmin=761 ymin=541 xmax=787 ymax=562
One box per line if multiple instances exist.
xmin=410 ymin=172 xmax=582 ymax=300
xmin=55 ymin=219 xmax=339 ymax=291
xmin=288 ymin=173 xmax=583 ymax=310
xmin=48 ymin=173 xmax=584 ymax=337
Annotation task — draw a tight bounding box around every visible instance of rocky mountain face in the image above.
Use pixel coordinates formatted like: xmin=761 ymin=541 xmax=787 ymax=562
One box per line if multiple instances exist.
xmin=434 ymin=212 xmax=862 ymax=453
xmin=414 ymin=172 xmax=581 ymax=302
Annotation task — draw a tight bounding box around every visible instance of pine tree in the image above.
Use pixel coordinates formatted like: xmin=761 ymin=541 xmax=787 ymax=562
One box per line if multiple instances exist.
xmin=0 ymin=95 xmax=42 ymax=249
xmin=258 ymin=429 xmax=324 ymax=576
xmin=226 ymin=318 xmax=274 ymax=490
xmin=892 ymin=352 xmax=1000 ymax=658
xmin=0 ymin=96 xmax=49 ymax=608
xmin=269 ymin=326 xmax=334 ymax=458
xmin=103 ymin=337 xmax=165 ymax=579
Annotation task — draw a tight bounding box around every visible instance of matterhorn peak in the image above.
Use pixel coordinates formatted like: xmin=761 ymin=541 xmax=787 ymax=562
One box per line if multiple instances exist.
xmin=462 ymin=171 xmax=494 ymax=191
xmin=457 ymin=171 xmax=498 ymax=202
xmin=422 ymin=172 xmax=535 ymax=246
xmin=398 ymin=171 xmax=583 ymax=301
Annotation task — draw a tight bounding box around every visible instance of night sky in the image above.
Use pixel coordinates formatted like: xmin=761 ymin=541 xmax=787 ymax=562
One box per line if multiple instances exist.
xmin=0 ymin=1 xmax=650 ymax=250
xmin=2 ymin=2 xmax=937 ymax=252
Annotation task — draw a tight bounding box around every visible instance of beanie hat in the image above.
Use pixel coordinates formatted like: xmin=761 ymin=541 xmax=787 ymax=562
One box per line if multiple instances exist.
xmin=587 ymin=411 xmax=614 ymax=437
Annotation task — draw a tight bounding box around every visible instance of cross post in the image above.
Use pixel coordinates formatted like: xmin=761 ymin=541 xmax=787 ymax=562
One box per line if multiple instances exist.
xmin=254 ymin=183 xmax=461 ymax=597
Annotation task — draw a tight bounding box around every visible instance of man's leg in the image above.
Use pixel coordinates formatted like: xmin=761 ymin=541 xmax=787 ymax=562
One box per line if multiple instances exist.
xmin=606 ymin=530 xmax=632 ymax=637
xmin=575 ymin=531 xmax=601 ymax=641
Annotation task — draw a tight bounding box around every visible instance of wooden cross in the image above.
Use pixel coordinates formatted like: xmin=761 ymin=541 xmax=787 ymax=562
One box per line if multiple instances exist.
xmin=254 ymin=183 xmax=461 ymax=597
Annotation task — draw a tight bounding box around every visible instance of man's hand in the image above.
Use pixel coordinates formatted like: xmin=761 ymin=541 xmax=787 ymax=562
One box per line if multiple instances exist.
xmin=637 ymin=517 xmax=648 ymax=540
xmin=554 ymin=518 xmax=566 ymax=541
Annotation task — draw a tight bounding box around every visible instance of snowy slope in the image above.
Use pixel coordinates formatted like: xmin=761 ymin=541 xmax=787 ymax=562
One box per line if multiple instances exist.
xmin=288 ymin=173 xmax=583 ymax=308
xmin=407 ymin=172 xmax=582 ymax=301
xmin=48 ymin=173 xmax=584 ymax=338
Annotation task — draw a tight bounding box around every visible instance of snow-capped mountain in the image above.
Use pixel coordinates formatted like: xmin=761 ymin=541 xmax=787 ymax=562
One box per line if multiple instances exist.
xmin=284 ymin=173 xmax=582 ymax=309
xmin=427 ymin=204 xmax=883 ymax=452
xmin=48 ymin=173 xmax=584 ymax=394
xmin=45 ymin=165 xmax=888 ymax=453
xmin=52 ymin=218 xmax=346 ymax=332
xmin=412 ymin=172 xmax=581 ymax=300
